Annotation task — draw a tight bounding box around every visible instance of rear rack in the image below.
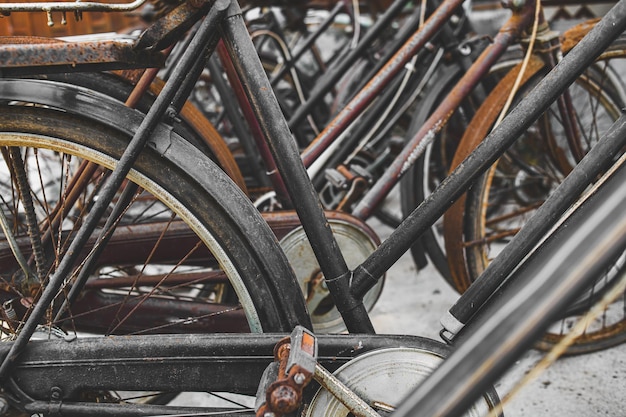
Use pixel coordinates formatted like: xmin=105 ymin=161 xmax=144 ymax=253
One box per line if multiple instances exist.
xmin=0 ymin=0 xmax=147 ymax=13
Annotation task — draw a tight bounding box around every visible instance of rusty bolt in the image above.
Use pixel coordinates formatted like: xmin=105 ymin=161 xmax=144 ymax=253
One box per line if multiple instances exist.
xmin=270 ymin=385 xmax=299 ymax=414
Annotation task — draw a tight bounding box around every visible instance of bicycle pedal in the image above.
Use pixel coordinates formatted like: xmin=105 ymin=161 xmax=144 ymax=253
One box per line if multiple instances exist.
xmin=255 ymin=326 xmax=318 ymax=417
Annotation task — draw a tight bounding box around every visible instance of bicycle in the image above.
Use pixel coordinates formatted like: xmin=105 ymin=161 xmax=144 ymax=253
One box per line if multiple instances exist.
xmin=0 ymin=0 xmax=616 ymax=342
xmin=8 ymin=0 xmax=615 ymax=344
xmin=431 ymin=16 xmax=626 ymax=354
xmin=0 ymin=0 xmax=491 ymax=335
xmin=0 ymin=1 xmax=625 ymax=416
xmin=0 ymin=3 xmax=498 ymax=413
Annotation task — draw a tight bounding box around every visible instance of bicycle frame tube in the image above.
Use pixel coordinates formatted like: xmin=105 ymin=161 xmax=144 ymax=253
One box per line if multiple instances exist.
xmin=220 ymin=0 xmax=375 ymax=333
xmin=216 ymin=41 xmax=292 ymax=204
xmin=207 ymin=53 xmax=274 ymax=189
xmin=350 ymin=0 xmax=626 ymax=301
xmin=4 ymin=332 xmax=446 ymax=415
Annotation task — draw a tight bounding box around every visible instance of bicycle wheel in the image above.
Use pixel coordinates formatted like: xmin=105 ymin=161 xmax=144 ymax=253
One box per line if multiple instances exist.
xmin=392 ymin=131 xmax=626 ymax=416
xmin=446 ymin=27 xmax=626 ymax=353
xmin=0 ymin=98 xmax=313 ymax=413
xmin=0 ymin=103 xmax=310 ymax=339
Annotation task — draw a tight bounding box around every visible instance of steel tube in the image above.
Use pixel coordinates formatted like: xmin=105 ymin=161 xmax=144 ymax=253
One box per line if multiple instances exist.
xmin=220 ymin=1 xmax=374 ymax=333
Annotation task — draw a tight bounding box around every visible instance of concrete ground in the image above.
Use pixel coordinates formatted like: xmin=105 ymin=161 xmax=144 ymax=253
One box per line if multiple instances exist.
xmin=368 ymin=219 xmax=626 ymax=416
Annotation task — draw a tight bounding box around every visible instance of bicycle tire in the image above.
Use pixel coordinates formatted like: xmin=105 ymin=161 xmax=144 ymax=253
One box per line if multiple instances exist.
xmin=445 ymin=23 xmax=626 ymax=353
xmin=0 ymin=104 xmax=310 ymax=337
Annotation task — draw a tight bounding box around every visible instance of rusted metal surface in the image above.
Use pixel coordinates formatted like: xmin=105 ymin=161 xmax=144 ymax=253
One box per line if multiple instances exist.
xmin=0 ymin=0 xmax=147 ymax=13
xmin=441 ymin=57 xmax=545 ymax=292
xmin=0 ymin=12 xmax=137 ymax=38
xmin=441 ymin=17 xmax=600 ymax=292
xmin=216 ymin=40 xmax=289 ymax=203
xmin=560 ymin=18 xmax=601 ymax=59
xmin=351 ymin=0 xmax=538 ymax=220
xmin=257 ymin=327 xmax=317 ymax=417
xmin=0 ymin=35 xmax=60 ymax=44
xmin=134 ymin=0 xmax=215 ymax=50
xmin=0 ymin=210 xmax=372 ymax=285
xmin=69 ymin=289 xmax=250 ymax=333
xmin=301 ymin=0 xmax=467 ymax=169
xmin=0 ymin=36 xmax=164 ymax=71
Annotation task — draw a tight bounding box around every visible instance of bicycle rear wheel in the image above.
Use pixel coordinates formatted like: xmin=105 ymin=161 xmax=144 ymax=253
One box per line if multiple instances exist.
xmin=0 ymin=104 xmax=310 ymax=338
xmin=0 ymin=100 xmax=313 ymax=413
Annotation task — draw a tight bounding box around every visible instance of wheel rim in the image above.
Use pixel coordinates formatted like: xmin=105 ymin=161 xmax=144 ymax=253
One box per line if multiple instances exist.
xmin=0 ymin=132 xmax=263 ymax=336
